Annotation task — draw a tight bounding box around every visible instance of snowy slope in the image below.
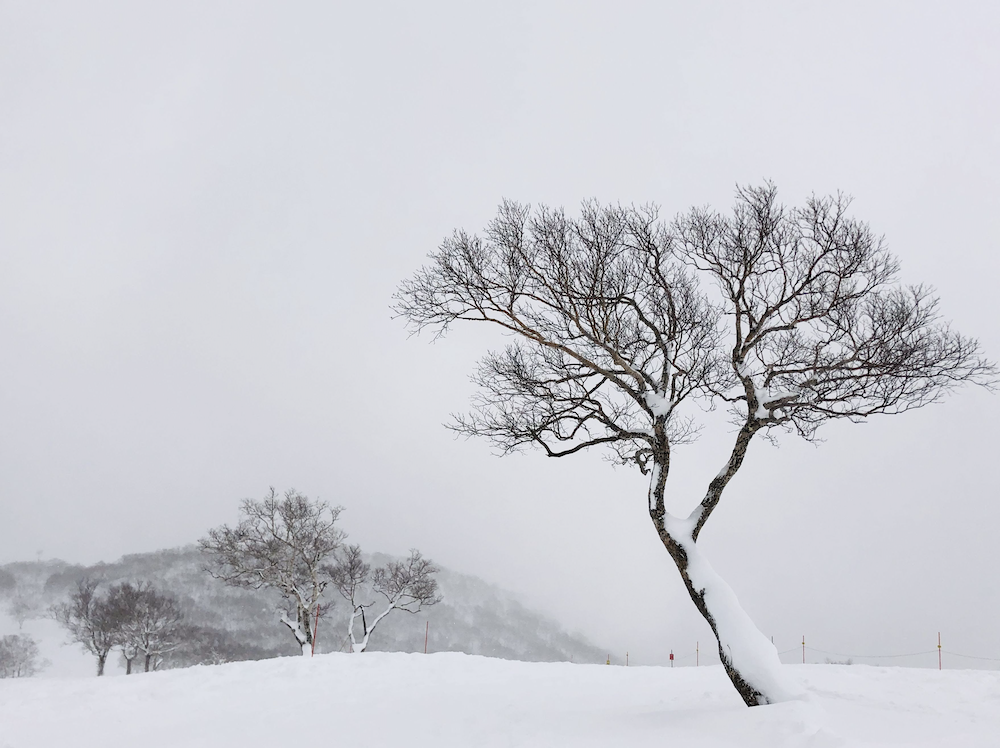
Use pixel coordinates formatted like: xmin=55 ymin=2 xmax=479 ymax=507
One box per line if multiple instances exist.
xmin=2 ymin=547 xmax=608 ymax=667
xmin=1 ymin=653 xmax=997 ymax=747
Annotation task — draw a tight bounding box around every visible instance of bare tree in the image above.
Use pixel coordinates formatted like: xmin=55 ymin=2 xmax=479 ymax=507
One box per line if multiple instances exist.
xmin=132 ymin=586 xmax=185 ymax=672
xmin=106 ymin=581 xmax=185 ymax=673
xmin=200 ymin=488 xmax=344 ymax=656
xmin=106 ymin=581 xmax=144 ymax=674
xmin=328 ymin=544 xmax=369 ymax=649
xmin=51 ymin=578 xmax=118 ymax=676
xmin=0 ymin=634 xmax=45 ymax=678
xmin=330 ymin=547 xmax=441 ymax=653
xmin=6 ymin=587 xmax=40 ymax=630
xmin=394 ymin=185 xmax=994 ymax=706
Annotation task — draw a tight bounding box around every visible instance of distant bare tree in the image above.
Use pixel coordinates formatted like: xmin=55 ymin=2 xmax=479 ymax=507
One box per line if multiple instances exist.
xmin=0 ymin=634 xmax=45 ymax=678
xmin=7 ymin=587 xmax=40 ymax=630
xmin=51 ymin=578 xmax=118 ymax=676
xmin=200 ymin=488 xmax=344 ymax=655
xmin=106 ymin=581 xmax=144 ymax=674
xmin=106 ymin=581 xmax=185 ymax=673
xmin=132 ymin=586 xmax=185 ymax=672
xmin=330 ymin=547 xmax=441 ymax=653
xmin=394 ymin=185 xmax=994 ymax=706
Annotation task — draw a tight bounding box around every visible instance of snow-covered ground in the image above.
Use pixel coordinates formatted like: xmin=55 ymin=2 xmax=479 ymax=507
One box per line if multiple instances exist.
xmin=1 ymin=652 xmax=997 ymax=747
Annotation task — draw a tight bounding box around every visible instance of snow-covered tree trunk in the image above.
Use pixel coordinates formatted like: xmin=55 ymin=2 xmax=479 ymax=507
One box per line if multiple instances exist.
xmin=280 ymin=604 xmax=314 ymax=656
xmin=657 ymin=516 xmax=801 ymax=705
xmin=347 ymin=603 xmax=398 ymax=653
xmin=648 ymin=427 xmax=802 ymax=707
xmin=298 ymin=605 xmax=313 ymax=656
xmin=347 ymin=608 xmax=366 ymax=653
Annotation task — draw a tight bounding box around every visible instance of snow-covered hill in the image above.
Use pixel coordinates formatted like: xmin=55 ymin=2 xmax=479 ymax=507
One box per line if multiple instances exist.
xmin=1 ymin=652 xmax=998 ymax=747
xmin=1 ymin=547 xmax=607 ymax=669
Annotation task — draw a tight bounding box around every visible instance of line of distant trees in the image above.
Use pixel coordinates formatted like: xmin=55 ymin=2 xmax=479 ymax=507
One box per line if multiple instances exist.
xmin=52 ymin=579 xmax=184 ymax=675
xmin=11 ymin=487 xmax=441 ymax=676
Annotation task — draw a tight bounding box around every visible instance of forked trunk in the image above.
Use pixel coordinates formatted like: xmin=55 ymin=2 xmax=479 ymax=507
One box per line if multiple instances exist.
xmin=644 ymin=415 xmax=801 ymax=706
xmin=657 ymin=516 xmax=802 ymax=706
xmin=96 ymin=652 xmax=107 ymax=676
xmin=280 ymin=606 xmax=314 ymax=656
xmin=348 ymin=607 xmax=369 ymax=653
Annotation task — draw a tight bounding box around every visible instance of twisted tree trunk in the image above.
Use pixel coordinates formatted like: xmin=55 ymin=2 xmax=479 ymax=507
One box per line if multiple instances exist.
xmin=655 ymin=520 xmax=800 ymax=705
xmin=647 ymin=426 xmax=801 ymax=706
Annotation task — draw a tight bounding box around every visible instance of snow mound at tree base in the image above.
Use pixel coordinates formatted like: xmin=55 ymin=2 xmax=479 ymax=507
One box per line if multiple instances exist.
xmin=1 ymin=652 xmax=997 ymax=747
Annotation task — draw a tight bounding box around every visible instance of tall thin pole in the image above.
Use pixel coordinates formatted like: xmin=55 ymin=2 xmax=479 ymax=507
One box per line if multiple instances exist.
xmin=938 ymin=632 xmax=942 ymax=671
xmin=626 ymin=651 xmax=629 ymax=667
xmin=696 ymin=641 xmax=699 ymax=667
xmin=424 ymin=621 xmax=429 ymax=654
xmin=311 ymin=604 xmax=321 ymax=657
xmin=802 ymin=635 xmax=805 ymax=664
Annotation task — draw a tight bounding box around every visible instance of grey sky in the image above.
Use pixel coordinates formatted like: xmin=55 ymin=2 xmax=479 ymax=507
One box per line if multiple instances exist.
xmin=2 ymin=1 xmax=999 ymax=666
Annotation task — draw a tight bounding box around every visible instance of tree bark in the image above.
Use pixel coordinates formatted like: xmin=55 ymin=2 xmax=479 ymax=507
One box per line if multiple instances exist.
xmin=280 ymin=607 xmax=313 ymax=656
xmin=648 ymin=437 xmax=801 ymax=706
xmin=655 ymin=525 xmax=796 ymax=705
xmin=298 ymin=606 xmax=313 ymax=656
xmin=96 ymin=652 xmax=106 ymax=676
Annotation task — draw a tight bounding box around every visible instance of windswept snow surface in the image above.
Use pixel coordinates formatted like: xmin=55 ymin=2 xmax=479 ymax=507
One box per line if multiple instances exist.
xmin=1 ymin=654 xmax=998 ymax=747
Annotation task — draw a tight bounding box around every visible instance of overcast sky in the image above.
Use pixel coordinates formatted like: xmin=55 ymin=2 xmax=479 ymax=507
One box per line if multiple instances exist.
xmin=2 ymin=1 xmax=999 ymax=668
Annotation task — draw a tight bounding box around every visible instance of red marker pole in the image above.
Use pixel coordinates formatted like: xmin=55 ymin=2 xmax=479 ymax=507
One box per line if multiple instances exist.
xmin=669 ymin=650 xmax=674 ymax=668
xmin=938 ymin=632 xmax=942 ymax=671
xmin=311 ymin=604 xmax=321 ymax=657
xmin=802 ymin=636 xmax=805 ymax=664
xmin=424 ymin=621 xmax=429 ymax=654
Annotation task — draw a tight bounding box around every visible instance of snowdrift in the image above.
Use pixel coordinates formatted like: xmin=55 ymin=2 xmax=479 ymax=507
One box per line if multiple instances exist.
xmin=2 ymin=652 xmax=998 ymax=747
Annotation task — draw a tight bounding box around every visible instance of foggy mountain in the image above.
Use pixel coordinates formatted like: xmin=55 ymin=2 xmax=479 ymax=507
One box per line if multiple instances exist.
xmin=1 ymin=547 xmax=608 ymax=667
